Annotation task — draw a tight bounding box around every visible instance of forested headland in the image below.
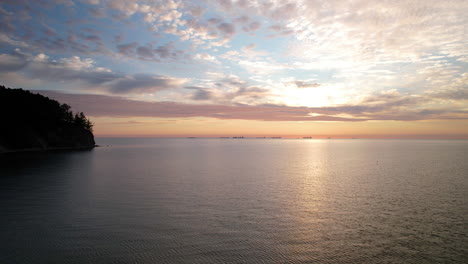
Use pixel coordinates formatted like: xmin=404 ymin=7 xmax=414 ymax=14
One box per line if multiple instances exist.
xmin=0 ymin=85 xmax=95 ymax=153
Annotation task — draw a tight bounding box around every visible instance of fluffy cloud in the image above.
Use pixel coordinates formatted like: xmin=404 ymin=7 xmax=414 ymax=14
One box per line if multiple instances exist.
xmin=0 ymin=50 xmax=185 ymax=94
xmin=0 ymin=0 xmax=466 ymax=122
xmin=117 ymin=42 xmax=184 ymax=61
xmin=0 ymin=52 xmax=28 ymax=71
xmin=217 ymin=22 xmax=235 ymax=38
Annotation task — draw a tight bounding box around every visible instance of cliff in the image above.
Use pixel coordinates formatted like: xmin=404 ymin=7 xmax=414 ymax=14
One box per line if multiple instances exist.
xmin=0 ymin=85 xmax=95 ymax=153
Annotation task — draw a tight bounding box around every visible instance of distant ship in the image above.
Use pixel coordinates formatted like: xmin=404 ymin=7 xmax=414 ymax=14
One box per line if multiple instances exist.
xmin=232 ymin=136 xmax=244 ymax=139
xmin=303 ymin=137 xmax=312 ymax=139
xmin=271 ymin=137 xmax=281 ymax=139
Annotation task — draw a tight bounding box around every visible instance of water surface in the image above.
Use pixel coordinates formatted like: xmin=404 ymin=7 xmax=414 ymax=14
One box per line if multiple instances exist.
xmin=1 ymin=139 xmax=467 ymax=263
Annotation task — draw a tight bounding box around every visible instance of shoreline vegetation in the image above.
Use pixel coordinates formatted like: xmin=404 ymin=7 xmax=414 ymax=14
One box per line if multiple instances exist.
xmin=0 ymin=85 xmax=96 ymax=154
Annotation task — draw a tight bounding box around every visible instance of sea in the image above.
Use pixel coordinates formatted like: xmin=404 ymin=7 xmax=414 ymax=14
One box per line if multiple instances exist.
xmin=0 ymin=138 xmax=467 ymax=263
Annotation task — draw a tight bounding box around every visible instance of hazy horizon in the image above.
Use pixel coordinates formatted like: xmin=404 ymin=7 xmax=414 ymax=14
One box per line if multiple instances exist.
xmin=93 ymin=135 xmax=468 ymax=139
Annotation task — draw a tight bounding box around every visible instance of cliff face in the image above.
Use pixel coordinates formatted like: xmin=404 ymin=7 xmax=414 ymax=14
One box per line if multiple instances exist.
xmin=0 ymin=86 xmax=95 ymax=153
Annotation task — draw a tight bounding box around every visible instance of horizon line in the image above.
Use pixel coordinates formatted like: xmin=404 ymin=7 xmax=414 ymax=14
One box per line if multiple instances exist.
xmin=94 ymin=135 xmax=468 ymax=139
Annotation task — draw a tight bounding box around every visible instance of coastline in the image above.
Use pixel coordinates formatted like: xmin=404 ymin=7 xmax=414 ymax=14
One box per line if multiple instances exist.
xmin=0 ymin=145 xmax=97 ymax=155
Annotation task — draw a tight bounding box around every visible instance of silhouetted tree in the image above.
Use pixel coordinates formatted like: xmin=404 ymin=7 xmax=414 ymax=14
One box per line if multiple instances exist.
xmin=61 ymin=103 xmax=74 ymax=122
xmin=0 ymin=85 xmax=94 ymax=132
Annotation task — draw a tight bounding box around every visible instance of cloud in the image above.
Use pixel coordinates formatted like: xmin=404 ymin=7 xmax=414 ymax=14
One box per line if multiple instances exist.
xmin=194 ymin=53 xmax=220 ymax=63
xmin=36 ymin=90 xmax=468 ymax=122
xmin=186 ymin=75 xmax=275 ymax=104
xmin=290 ymin=80 xmax=320 ymax=88
xmin=0 ymin=0 xmax=466 ymax=121
xmin=136 ymin=45 xmax=153 ymax=58
xmin=269 ymin=2 xmax=298 ymax=20
xmin=234 ymin=15 xmax=249 ymax=24
xmin=217 ymin=0 xmax=233 ymax=11
xmin=243 ymin=21 xmax=261 ymax=32
xmin=208 ymin=18 xmax=223 ymax=25
xmin=428 ymin=88 xmax=468 ymax=101
xmin=0 ymin=50 xmax=185 ymax=94
xmin=111 ymin=74 xmax=185 ymax=94
xmin=0 ymin=52 xmax=28 ymax=71
xmin=216 ymin=75 xmax=247 ymax=87
xmin=37 ymin=90 xmax=364 ymax=121
xmin=226 ymin=86 xmax=273 ymax=104
xmin=185 ymin=86 xmax=214 ymax=100
xmin=217 ymin=22 xmax=236 ymax=39
xmin=88 ymin=6 xmax=105 ymax=18
xmin=116 ymin=42 xmax=138 ymax=56
xmin=0 ymin=33 xmax=29 ymax=48
xmin=116 ymin=41 xmax=183 ymax=61
xmin=154 ymin=43 xmax=173 ymax=58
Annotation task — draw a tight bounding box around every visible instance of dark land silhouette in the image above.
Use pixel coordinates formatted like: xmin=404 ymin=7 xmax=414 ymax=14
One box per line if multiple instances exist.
xmin=0 ymin=85 xmax=95 ymax=153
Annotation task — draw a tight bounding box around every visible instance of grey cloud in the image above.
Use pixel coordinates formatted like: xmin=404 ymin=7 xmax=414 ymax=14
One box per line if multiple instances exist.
xmin=208 ymin=18 xmax=223 ymax=25
xmin=292 ymin=81 xmax=320 ymax=88
xmin=322 ymin=93 xmax=427 ymax=116
xmin=217 ymin=76 xmax=247 ymax=87
xmin=117 ymin=42 xmax=138 ymax=56
xmin=110 ymin=74 xmax=182 ymax=94
xmin=0 ymin=51 xmax=28 ymax=71
xmin=25 ymin=60 xmax=119 ymax=85
xmin=185 ymin=86 xmax=214 ymax=101
xmin=234 ymin=16 xmax=249 ymax=24
xmin=249 ymin=21 xmax=261 ymax=31
xmin=137 ymin=46 xmax=153 ymax=58
xmin=200 ymin=76 xmax=274 ymax=104
xmin=88 ymin=6 xmax=105 ymax=18
xmin=83 ymin=35 xmax=101 ymax=42
xmin=182 ymin=17 xmax=238 ymax=44
xmin=25 ymin=30 xmax=107 ymax=54
xmin=217 ymin=0 xmax=233 ymax=10
xmin=270 ymin=2 xmax=298 ymax=20
xmin=236 ymin=0 xmax=249 ymax=8
xmin=430 ymin=88 xmax=468 ymax=100
xmin=237 ymin=86 xmax=269 ymax=94
xmin=217 ymin=22 xmax=235 ymax=38
xmin=37 ymin=90 xmax=364 ymax=121
xmin=228 ymin=86 xmax=272 ymax=102
xmin=114 ymin=35 xmax=123 ymax=43
xmin=42 ymin=23 xmax=57 ymax=36
xmin=117 ymin=42 xmax=182 ymax=61
xmin=243 ymin=21 xmax=261 ymax=32
xmin=0 ymin=16 xmax=15 ymax=34
xmin=0 ymin=51 xmax=184 ymax=94
xmin=154 ymin=44 xmax=171 ymax=58
xmin=269 ymin=24 xmax=283 ymax=32
xmin=0 ymin=6 xmax=106 ymax=56
xmin=0 ymin=7 xmax=13 ymax=16
xmin=37 ymin=91 xmax=468 ymax=122
xmin=268 ymin=24 xmax=295 ymax=37
xmin=189 ymin=6 xmax=204 ymax=17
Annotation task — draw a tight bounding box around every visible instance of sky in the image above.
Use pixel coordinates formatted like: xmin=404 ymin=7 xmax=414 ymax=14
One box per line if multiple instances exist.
xmin=1 ymin=0 xmax=467 ymax=138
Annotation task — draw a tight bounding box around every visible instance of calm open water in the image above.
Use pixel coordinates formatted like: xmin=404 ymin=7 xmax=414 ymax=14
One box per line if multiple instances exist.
xmin=0 ymin=139 xmax=467 ymax=263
